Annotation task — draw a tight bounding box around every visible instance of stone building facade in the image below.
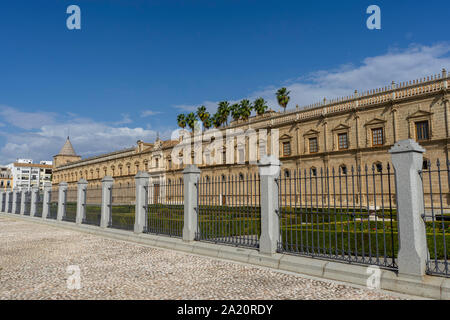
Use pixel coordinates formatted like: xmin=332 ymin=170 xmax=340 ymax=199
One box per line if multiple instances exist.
xmin=52 ymin=70 xmax=450 ymax=206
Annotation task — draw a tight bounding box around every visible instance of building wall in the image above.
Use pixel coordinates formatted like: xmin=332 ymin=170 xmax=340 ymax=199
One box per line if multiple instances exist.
xmin=52 ymin=73 xmax=450 ymax=206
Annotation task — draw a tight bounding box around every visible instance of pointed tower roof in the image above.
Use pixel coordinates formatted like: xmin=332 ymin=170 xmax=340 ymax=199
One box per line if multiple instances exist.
xmin=58 ymin=137 xmax=77 ymax=156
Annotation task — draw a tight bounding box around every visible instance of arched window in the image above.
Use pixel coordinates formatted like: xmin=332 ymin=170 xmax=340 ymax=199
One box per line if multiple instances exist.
xmin=374 ymin=162 xmax=383 ymax=173
xmin=310 ymin=167 xmax=317 ymax=177
xmin=422 ymin=158 xmax=430 ymax=170
xmin=340 ymin=165 xmax=347 ymax=175
xmin=284 ymin=170 xmax=290 ymax=178
xmin=239 ymin=173 xmax=244 ymax=181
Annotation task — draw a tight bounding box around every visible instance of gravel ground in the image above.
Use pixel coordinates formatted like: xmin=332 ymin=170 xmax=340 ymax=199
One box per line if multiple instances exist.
xmin=0 ymin=216 xmax=410 ymax=300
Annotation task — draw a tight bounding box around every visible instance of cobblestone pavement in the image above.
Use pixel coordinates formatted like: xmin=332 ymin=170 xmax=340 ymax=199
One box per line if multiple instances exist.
xmin=0 ymin=217 xmax=410 ymax=300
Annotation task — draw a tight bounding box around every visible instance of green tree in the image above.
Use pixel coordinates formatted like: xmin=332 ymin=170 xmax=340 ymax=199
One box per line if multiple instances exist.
xmin=218 ymin=101 xmax=231 ymax=126
xmin=211 ymin=113 xmax=222 ymax=128
xmin=196 ymin=105 xmax=211 ymax=130
xmin=276 ymin=87 xmax=291 ymax=112
xmin=253 ymin=97 xmax=268 ymax=115
xmin=239 ymin=99 xmax=252 ymax=121
xmin=186 ymin=112 xmax=198 ymax=132
xmin=230 ymin=103 xmax=241 ymax=122
xmin=177 ymin=114 xmax=186 ymax=129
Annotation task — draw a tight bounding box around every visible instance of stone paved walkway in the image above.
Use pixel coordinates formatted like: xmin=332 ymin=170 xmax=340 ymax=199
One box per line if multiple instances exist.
xmin=0 ymin=217 xmax=411 ymax=300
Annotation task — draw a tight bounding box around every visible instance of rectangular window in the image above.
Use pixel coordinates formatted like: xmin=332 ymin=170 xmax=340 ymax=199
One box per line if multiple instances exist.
xmin=415 ymin=121 xmax=429 ymax=141
xmin=372 ymin=128 xmax=384 ymax=146
xmin=223 ymin=151 xmax=227 ymax=164
xmin=338 ymin=133 xmax=349 ymax=150
xmin=309 ymin=138 xmax=318 ymax=153
xmin=283 ymin=142 xmax=291 ymax=156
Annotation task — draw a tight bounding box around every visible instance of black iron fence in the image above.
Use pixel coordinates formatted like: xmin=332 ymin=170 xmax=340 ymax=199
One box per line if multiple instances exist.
xmin=48 ymin=188 xmax=58 ymax=219
xmin=24 ymin=191 xmax=31 ymax=215
xmin=277 ymin=165 xmax=398 ymax=271
xmin=196 ymin=173 xmax=261 ymax=248
xmin=7 ymin=192 xmax=12 ymax=213
xmin=110 ymin=184 xmax=135 ymax=231
xmin=63 ymin=188 xmax=77 ymax=222
xmin=145 ymin=179 xmax=183 ymax=237
xmin=83 ymin=185 xmax=102 ymax=226
xmin=421 ymin=160 xmax=449 ymax=277
xmin=35 ymin=192 xmax=43 ymax=217
xmin=15 ymin=192 xmax=21 ymax=214
xmin=1 ymin=193 xmax=5 ymax=212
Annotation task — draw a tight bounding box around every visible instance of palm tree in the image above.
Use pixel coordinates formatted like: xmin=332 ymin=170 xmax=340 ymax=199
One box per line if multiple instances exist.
xmin=276 ymin=87 xmax=291 ymax=112
xmin=230 ymin=103 xmax=241 ymax=122
xmin=186 ymin=112 xmax=198 ymax=132
xmin=239 ymin=99 xmax=252 ymax=121
xmin=203 ymin=117 xmax=212 ymax=130
xmin=218 ymin=101 xmax=231 ymax=126
xmin=196 ymin=105 xmax=210 ymax=130
xmin=177 ymin=114 xmax=186 ymax=129
xmin=253 ymin=97 xmax=268 ymax=115
xmin=212 ymin=113 xmax=222 ymax=128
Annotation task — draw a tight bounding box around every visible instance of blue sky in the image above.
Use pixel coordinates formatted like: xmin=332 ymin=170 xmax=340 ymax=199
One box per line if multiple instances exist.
xmin=0 ymin=0 xmax=449 ymax=164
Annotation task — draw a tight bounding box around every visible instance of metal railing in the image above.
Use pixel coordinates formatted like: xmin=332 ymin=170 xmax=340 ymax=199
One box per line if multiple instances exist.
xmin=83 ymin=186 xmax=102 ymax=226
xmin=35 ymin=192 xmax=43 ymax=217
xmin=144 ymin=179 xmax=184 ymax=238
xmin=24 ymin=191 xmax=31 ymax=215
xmin=196 ymin=173 xmax=261 ymax=249
xmin=277 ymin=165 xmax=398 ymax=271
xmin=62 ymin=188 xmax=77 ymax=222
xmin=110 ymin=185 xmax=135 ymax=231
xmin=422 ymin=160 xmax=449 ymax=277
xmin=15 ymin=192 xmax=22 ymax=214
xmin=7 ymin=192 xmax=12 ymax=213
xmin=47 ymin=189 xmax=58 ymax=219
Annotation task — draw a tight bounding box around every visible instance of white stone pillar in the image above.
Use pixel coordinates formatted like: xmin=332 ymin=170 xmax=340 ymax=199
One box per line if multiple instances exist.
xmin=258 ymin=155 xmax=282 ymax=255
xmin=182 ymin=165 xmax=201 ymax=241
xmin=30 ymin=187 xmax=39 ymax=217
xmin=20 ymin=189 xmax=26 ymax=215
xmin=42 ymin=183 xmax=52 ymax=219
xmin=100 ymin=176 xmax=113 ymax=228
xmin=134 ymin=172 xmax=150 ymax=233
xmin=76 ymin=179 xmax=88 ymax=224
xmin=390 ymin=139 xmax=428 ymax=277
xmin=57 ymin=182 xmax=68 ymax=221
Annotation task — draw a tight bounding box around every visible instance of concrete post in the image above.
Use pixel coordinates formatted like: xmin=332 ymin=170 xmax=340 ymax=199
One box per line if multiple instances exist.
xmin=134 ymin=172 xmax=150 ymax=233
xmin=20 ymin=189 xmax=26 ymax=215
xmin=76 ymin=179 xmax=88 ymax=224
xmin=258 ymin=155 xmax=282 ymax=255
xmin=42 ymin=182 xmax=52 ymax=219
xmin=57 ymin=182 xmax=68 ymax=221
xmin=11 ymin=188 xmax=19 ymax=214
xmin=182 ymin=165 xmax=201 ymax=241
xmin=100 ymin=176 xmax=113 ymax=228
xmin=30 ymin=187 xmax=39 ymax=217
xmin=390 ymin=139 xmax=428 ymax=277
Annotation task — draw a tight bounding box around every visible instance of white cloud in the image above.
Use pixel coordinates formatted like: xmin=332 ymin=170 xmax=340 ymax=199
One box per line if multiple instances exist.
xmin=0 ymin=105 xmax=57 ymax=130
xmin=141 ymin=110 xmax=163 ymax=117
xmin=0 ymin=110 xmax=158 ymax=164
xmin=177 ymin=43 xmax=450 ymax=114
